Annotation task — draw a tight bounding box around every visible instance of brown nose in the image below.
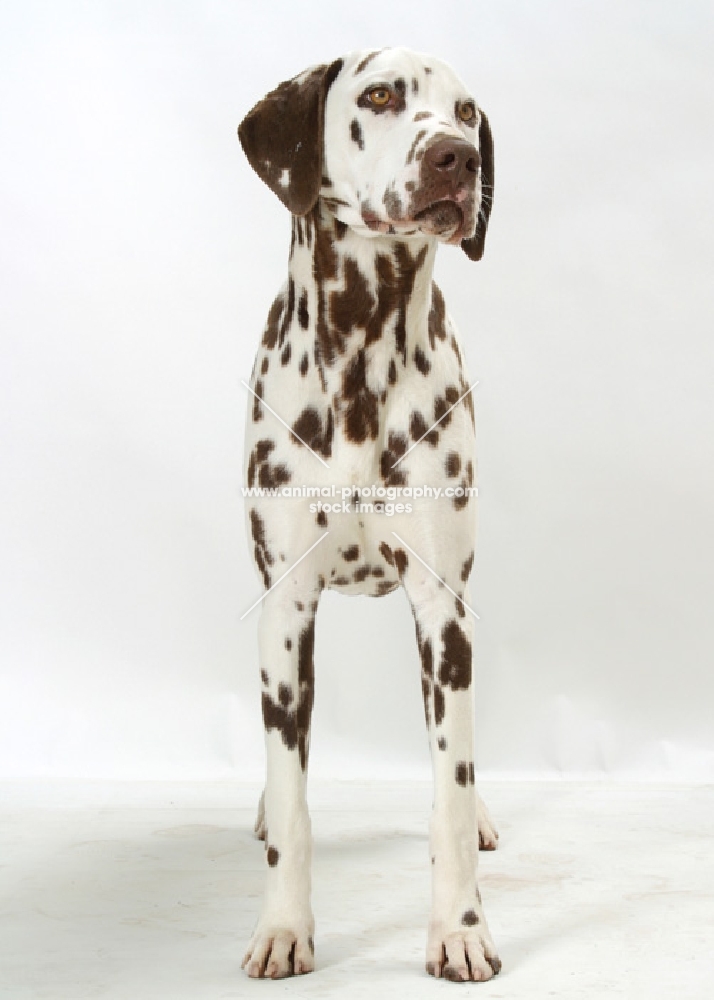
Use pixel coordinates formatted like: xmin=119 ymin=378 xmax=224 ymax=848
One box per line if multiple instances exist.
xmin=423 ymin=137 xmax=480 ymax=186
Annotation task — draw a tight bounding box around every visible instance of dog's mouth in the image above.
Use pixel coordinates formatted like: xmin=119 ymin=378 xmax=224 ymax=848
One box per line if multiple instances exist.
xmin=413 ymin=200 xmax=464 ymax=237
xmin=361 ymin=195 xmax=475 ymax=241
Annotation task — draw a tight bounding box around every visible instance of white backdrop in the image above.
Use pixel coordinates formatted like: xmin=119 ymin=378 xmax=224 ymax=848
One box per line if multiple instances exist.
xmin=1 ymin=0 xmax=712 ymax=782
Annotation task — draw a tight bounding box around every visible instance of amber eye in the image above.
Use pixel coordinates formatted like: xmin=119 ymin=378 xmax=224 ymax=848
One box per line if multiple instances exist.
xmin=368 ymin=86 xmax=391 ymax=107
xmin=458 ymin=101 xmax=476 ymax=123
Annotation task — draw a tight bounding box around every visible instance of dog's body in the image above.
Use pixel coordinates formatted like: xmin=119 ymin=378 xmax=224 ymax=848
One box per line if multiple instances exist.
xmin=238 ymin=48 xmax=499 ymax=982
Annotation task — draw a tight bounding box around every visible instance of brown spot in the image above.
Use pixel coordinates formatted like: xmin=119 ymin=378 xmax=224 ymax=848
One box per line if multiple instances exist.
xmin=455 ymin=761 xmax=469 ymax=786
xmin=413 ymin=110 xmax=433 ymax=122
xmin=434 ymin=684 xmax=445 ymax=726
xmin=299 ymin=351 xmax=309 ymax=376
xmin=258 ymin=459 xmax=291 ymax=490
xmin=250 ymin=509 xmax=272 ymax=588
xmin=410 ymin=410 xmax=438 ymax=446
xmin=330 ymin=257 xmax=372 ymax=341
xmin=393 ymin=548 xmax=408 ymax=577
xmin=439 ymin=621 xmax=472 ymax=690
xmin=354 ymin=50 xmax=382 ymax=74
xmin=260 ymin=669 xmax=269 ymax=686
xmin=379 ymin=542 xmax=394 ymax=565
xmin=292 ymin=405 xmax=333 ymax=459
xmin=316 ymin=510 xmax=327 ymax=527
xmin=278 ymin=278 xmax=295 ymax=348
xmin=454 ymin=460 xmax=474 ymax=511
xmin=252 ymin=380 xmax=264 ymax=422
xmin=437 ymin=736 xmax=447 ymax=751
xmin=296 ymin=618 xmax=315 ymax=771
xmin=311 ymin=207 xmax=341 ymax=378
xmin=262 ymin=692 xmax=297 ymax=752
xmin=380 ymin=431 xmax=409 ymax=486
xmin=418 ymin=630 xmax=434 ymax=729
xmin=419 ymin=632 xmax=433 ymax=678
xmin=446 ymin=452 xmax=461 ymax=478
xmin=343 ymin=545 xmax=359 ymax=562
xmin=341 ymin=349 xmax=379 ymax=443
xmin=461 ymin=551 xmax=474 ymax=581
xmin=332 ymin=576 xmax=350 ymax=586
xmin=462 ymin=908 xmax=479 ymax=926
xmin=428 ymin=283 xmax=447 ymax=350
xmin=376 ymin=580 xmax=399 ymax=595
xmin=298 ymin=290 xmax=309 ymax=330
xmin=394 ymin=77 xmax=407 ymax=109
xmin=371 ymin=566 xmax=384 ymax=577
xmin=260 ymin=356 xmax=269 ymax=375
xmin=406 ymin=129 xmax=427 ymax=165
xmin=414 ymin=345 xmax=431 ymax=375
xmin=281 ymin=342 xmax=291 ymax=366
xmin=267 ymin=846 xmax=280 ymax=867
xmin=353 ymin=565 xmax=370 ymax=582
xmin=247 ymin=438 xmax=274 ymax=487
xmin=285 ymin=638 xmax=292 ymax=651
xmin=278 ymin=682 xmax=294 ymax=708
xmin=388 ymin=358 xmax=397 ymax=385
xmin=350 ymin=118 xmax=364 ymax=150
xmin=451 ymin=334 xmax=463 ymax=366
xmin=411 ymin=77 xmax=419 ymax=95
xmin=262 ymin=293 xmax=285 ymax=349
xmin=433 ymin=386 xmax=460 ymax=431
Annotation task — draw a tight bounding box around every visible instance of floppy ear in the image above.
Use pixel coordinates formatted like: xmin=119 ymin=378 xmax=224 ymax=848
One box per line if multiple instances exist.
xmin=238 ymin=59 xmax=344 ymax=216
xmin=461 ymin=110 xmax=494 ymax=261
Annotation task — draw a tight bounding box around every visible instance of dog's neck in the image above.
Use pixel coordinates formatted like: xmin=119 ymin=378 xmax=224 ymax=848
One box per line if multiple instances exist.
xmin=287 ymin=201 xmax=438 ymax=389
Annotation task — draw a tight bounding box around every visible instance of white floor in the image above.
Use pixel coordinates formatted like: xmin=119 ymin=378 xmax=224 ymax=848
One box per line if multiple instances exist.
xmin=1 ymin=781 xmax=713 ymax=999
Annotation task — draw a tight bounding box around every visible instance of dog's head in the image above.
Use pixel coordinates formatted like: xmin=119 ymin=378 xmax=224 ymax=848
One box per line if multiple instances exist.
xmin=238 ymin=48 xmax=494 ymax=261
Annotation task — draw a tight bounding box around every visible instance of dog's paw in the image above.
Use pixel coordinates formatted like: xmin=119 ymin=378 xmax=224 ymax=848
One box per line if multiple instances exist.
xmin=477 ymin=792 xmax=499 ymax=851
xmin=254 ymin=789 xmax=267 ymax=841
xmin=426 ymin=914 xmax=500 ymax=982
xmin=242 ymin=925 xmax=315 ymax=979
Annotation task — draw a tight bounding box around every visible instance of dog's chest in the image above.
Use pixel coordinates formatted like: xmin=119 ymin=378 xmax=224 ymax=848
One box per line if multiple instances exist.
xmin=245 ymin=210 xmax=476 ymax=597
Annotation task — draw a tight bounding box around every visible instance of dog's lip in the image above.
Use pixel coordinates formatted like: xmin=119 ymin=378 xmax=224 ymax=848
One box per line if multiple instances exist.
xmin=412 ymin=199 xmax=464 ymax=233
xmin=361 ymin=196 xmax=472 ymax=238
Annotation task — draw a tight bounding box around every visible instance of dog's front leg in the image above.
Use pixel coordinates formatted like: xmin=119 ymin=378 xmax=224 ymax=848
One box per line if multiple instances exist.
xmin=405 ymin=575 xmax=501 ymax=983
xmin=242 ymin=584 xmax=320 ymax=979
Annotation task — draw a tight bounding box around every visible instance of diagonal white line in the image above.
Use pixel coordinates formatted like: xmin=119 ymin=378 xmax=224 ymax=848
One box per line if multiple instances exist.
xmin=241 ymin=379 xmax=330 ymax=469
xmin=391 ymin=532 xmax=480 ymax=620
xmin=240 ymin=532 xmax=330 ymax=621
xmin=392 ymin=381 xmax=479 ymax=468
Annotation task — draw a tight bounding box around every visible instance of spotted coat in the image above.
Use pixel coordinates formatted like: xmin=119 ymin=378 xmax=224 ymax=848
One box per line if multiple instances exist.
xmin=238 ymin=47 xmax=500 ymax=984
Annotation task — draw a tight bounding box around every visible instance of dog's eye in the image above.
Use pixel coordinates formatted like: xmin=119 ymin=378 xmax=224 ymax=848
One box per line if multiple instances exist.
xmin=457 ymin=101 xmax=477 ymax=124
xmin=367 ymin=86 xmax=392 ymax=107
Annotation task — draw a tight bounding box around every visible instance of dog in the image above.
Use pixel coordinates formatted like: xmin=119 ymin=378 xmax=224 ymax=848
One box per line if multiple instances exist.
xmin=237 ymin=47 xmax=499 ymax=982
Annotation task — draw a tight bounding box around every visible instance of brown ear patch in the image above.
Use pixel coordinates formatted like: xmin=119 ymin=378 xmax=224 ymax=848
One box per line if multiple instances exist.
xmin=238 ymin=59 xmax=344 ymax=216
xmin=461 ymin=110 xmax=494 ymax=261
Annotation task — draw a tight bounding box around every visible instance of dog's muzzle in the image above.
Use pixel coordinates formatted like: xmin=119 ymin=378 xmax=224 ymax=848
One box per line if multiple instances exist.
xmin=413 ymin=137 xmax=480 ymax=238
